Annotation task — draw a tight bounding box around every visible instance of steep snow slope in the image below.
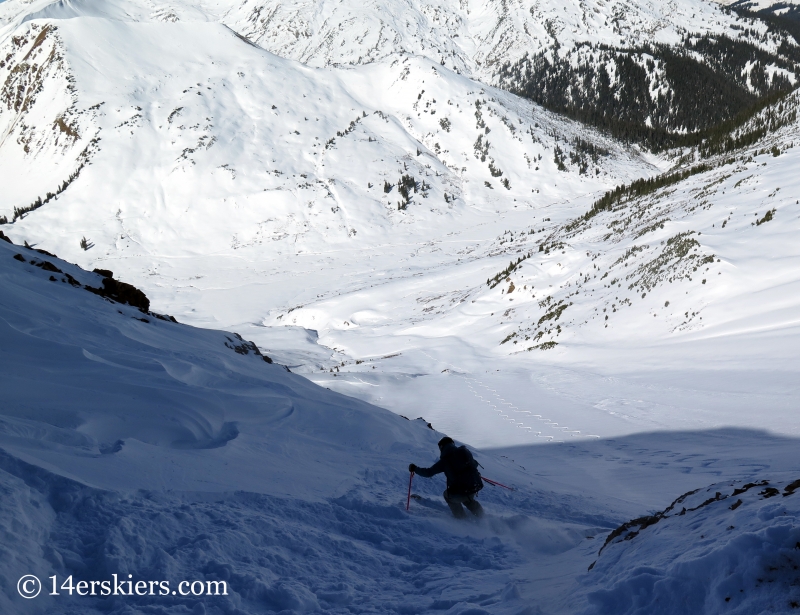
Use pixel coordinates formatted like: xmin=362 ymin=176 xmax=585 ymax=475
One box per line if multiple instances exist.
xmin=2 ymin=235 xmax=800 ymax=615
xmin=0 ymin=234 xmax=596 ymax=615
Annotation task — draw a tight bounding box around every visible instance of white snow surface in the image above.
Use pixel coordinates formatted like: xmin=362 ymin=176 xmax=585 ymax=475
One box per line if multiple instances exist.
xmin=1 ymin=0 xmax=800 ymax=613
xmin=2 ymin=9 xmax=799 ymax=448
xmin=0 ymin=0 xmax=767 ymax=82
xmin=3 ymin=223 xmax=800 ymax=615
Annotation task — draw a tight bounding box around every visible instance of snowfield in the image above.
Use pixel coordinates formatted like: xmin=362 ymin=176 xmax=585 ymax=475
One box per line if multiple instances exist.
xmin=1 ymin=0 xmax=800 ymax=613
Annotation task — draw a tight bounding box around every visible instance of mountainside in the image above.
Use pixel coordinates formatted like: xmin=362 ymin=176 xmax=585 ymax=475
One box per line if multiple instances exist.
xmin=0 ymin=13 xmax=654 ymax=232
xmin=208 ymin=0 xmax=800 ymax=148
xmin=0 ymin=232 xmax=559 ymax=615
xmin=3 ymin=0 xmax=750 ymax=76
xmin=468 ymin=90 xmax=800 ymax=361
xmin=6 ymin=0 xmax=800 ymax=150
xmin=718 ymin=0 xmax=800 ymax=21
xmin=2 ymin=232 xmax=800 ymax=615
xmin=1 ymin=1 xmax=800 ymax=614
xmin=1 ymin=1 xmax=799 ymax=445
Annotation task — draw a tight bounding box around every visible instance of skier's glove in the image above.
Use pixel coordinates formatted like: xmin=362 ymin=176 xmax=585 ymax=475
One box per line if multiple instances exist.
xmin=409 ymin=464 xmax=417 ymax=473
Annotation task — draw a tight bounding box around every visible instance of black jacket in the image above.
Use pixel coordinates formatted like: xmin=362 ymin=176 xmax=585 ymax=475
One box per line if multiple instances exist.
xmin=415 ymin=443 xmax=483 ymax=495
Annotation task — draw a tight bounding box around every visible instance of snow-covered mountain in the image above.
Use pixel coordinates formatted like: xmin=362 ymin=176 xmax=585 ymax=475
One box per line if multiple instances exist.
xmin=1 ymin=0 xmax=748 ymax=77
xmin=1 ymin=0 xmax=799 ymax=444
xmin=2 ymin=0 xmax=800 ymax=612
xmin=0 ymin=13 xmax=651 ymax=236
xmin=0 ymin=7 xmax=661 ymax=378
xmin=7 ymin=0 xmax=798 ymax=146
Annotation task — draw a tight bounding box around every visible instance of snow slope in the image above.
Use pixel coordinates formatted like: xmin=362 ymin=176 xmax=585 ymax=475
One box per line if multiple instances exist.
xmin=0 ymin=234 xmax=581 ymax=614
xmin=2 ymin=232 xmax=800 ymax=615
xmin=1 ymin=5 xmax=799 ymax=448
xmin=584 ymin=476 xmax=800 ymax=615
xmin=1 ymin=2 xmax=800 ymax=612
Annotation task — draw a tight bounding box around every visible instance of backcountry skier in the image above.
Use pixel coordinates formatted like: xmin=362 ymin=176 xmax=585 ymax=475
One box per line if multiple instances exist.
xmin=409 ymin=437 xmax=484 ymax=518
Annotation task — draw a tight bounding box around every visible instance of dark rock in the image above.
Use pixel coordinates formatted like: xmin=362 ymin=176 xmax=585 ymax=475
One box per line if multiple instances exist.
xmin=150 ymin=312 xmax=179 ymax=324
xmin=224 ymin=333 xmax=272 ymax=363
xmin=99 ymin=440 xmax=124 ymax=454
xmin=0 ymin=231 xmax=12 ymax=244
xmin=86 ymin=277 xmax=150 ymax=311
xmin=12 ymin=253 xmax=25 ymax=262
xmin=93 ymin=268 xmax=113 ymax=278
xmin=783 ymin=479 xmax=800 ymax=497
xmin=36 ymin=260 xmax=62 ymax=273
xmin=732 ymin=480 xmax=769 ymax=496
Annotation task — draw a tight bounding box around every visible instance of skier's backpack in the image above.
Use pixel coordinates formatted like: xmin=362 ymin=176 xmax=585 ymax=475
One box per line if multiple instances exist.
xmin=447 ymin=445 xmax=483 ymax=495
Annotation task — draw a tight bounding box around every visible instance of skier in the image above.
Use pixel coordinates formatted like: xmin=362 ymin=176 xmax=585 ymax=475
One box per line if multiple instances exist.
xmin=409 ymin=436 xmax=484 ymax=519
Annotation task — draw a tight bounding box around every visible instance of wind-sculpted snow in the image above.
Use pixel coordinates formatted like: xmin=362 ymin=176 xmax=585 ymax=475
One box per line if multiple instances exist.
xmin=583 ymin=477 xmax=800 ymax=614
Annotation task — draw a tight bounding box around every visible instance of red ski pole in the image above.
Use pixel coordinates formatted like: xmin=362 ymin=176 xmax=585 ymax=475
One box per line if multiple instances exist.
xmin=406 ymin=471 xmax=415 ymax=511
xmin=482 ymin=477 xmax=515 ymax=491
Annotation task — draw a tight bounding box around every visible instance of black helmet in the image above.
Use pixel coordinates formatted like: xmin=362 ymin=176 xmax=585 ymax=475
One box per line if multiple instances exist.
xmin=438 ymin=436 xmax=454 ymax=449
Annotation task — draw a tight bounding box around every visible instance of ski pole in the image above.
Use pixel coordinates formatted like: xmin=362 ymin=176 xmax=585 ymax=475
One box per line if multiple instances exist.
xmin=406 ymin=471 xmax=415 ymax=511
xmin=482 ymin=477 xmax=515 ymax=491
